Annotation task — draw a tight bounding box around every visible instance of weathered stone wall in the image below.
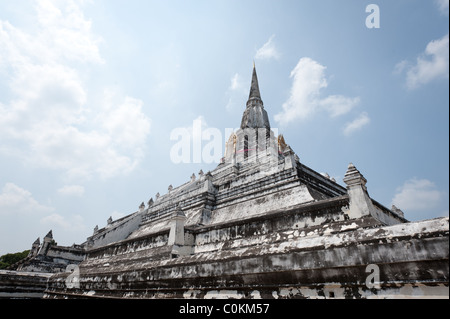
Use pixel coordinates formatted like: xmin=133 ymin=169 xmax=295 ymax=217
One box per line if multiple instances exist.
xmin=193 ymin=196 xmax=352 ymax=250
xmin=0 ymin=270 xmax=52 ymax=299
xmin=85 ymin=211 xmax=143 ymax=249
xmin=126 ymin=160 xmax=332 ymax=240
xmin=297 ymin=163 xmax=346 ymax=198
xmin=371 ymin=200 xmax=407 ymax=225
xmin=87 ymin=231 xmax=170 ymax=261
xmin=43 ymin=209 xmax=448 ymax=299
xmin=7 ymin=65 xmax=446 ymax=300
xmin=45 ymin=246 xmax=85 ymax=261
xmin=17 ymin=245 xmax=85 ymax=273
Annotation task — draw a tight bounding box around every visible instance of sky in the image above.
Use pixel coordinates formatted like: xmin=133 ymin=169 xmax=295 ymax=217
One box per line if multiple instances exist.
xmin=0 ymin=0 xmax=448 ymax=255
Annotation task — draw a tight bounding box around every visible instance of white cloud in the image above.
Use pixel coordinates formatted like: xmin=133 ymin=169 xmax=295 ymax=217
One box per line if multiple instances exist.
xmin=57 ymin=185 xmax=85 ymax=197
xmin=397 ymin=33 xmax=449 ymax=90
xmin=34 ymin=0 xmax=104 ymax=64
xmin=320 ymin=95 xmax=361 ymax=118
xmin=0 ymin=1 xmax=151 ymax=180
xmin=0 ymin=1 xmax=103 ymax=68
xmin=436 ymin=0 xmax=449 ymax=14
xmin=226 ymin=73 xmax=247 ymax=111
xmin=255 ymin=35 xmax=280 ymax=61
xmin=392 ymin=178 xmax=443 ymax=212
xmin=229 ymin=73 xmax=244 ymax=91
xmin=343 ymin=112 xmax=371 ymax=136
xmin=0 ymin=183 xmax=54 ymax=216
xmin=41 ymin=213 xmax=86 ymax=232
xmin=98 ymin=94 xmax=151 ymax=152
xmin=275 ymin=58 xmax=327 ymax=123
xmin=393 ymin=60 xmax=408 ymax=75
xmin=274 ymin=57 xmax=360 ymax=125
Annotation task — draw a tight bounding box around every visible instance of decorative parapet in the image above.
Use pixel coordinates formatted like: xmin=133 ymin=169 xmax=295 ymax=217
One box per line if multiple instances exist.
xmin=168 ymin=205 xmax=187 ymax=246
xmin=37 ymin=230 xmax=53 ymax=256
xmin=84 ymin=212 xmax=144 ymax=249
xmin=28 ymin=238 xmax=40 ymax=257
xmin=343 ymin=163 xmax=405 ymax=225
xmin=342 ymin=163 xmax=379 ymax=220
xmin=168 ymin=205 xmax=194 ymax=258
xmin=391 ymin=205 xmax=405 ymax=218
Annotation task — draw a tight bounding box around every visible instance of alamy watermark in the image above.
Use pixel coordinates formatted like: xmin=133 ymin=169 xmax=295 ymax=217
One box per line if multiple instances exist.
xmin=169 ymin=118 xmax=279 ymax=165
xmin=65 ymin=264 xmax=80 ymax=289
xmin=365 ymin=264 xmax=381 ymax=289
xmin=366 ymin=4 xmax=380 ymax=29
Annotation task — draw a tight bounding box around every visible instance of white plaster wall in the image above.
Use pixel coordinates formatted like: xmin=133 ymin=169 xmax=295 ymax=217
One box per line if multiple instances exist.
xmin=89 ymin=212 xmax=142 ymax=249
xmin=211 ymin=184 xmax=315 ymax=225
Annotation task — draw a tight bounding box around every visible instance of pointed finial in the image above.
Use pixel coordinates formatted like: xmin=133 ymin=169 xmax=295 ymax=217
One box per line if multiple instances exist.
xmin=343 ymin=162 xmax=367 ymax=188
xmin=44 ymin=230 xmax=53 ymax=239
xmin=248 ymin=63 xmax=261 ymax=102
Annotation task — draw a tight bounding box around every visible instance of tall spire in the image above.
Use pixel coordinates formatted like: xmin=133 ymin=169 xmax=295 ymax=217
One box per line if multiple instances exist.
xmin=247 ymin=63 xmax=263 ymax=106
xmin=241 ymin=63 xmax=270 ymax=129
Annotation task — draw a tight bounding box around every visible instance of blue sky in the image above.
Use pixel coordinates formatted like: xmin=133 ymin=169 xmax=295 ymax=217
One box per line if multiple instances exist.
xmin=0 ymin=0 xmax=448 ymax=255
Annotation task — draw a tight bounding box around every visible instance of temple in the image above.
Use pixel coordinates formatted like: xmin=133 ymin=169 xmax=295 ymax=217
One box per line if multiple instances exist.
xmin=1 ymin=65 xmax=448 ymax=299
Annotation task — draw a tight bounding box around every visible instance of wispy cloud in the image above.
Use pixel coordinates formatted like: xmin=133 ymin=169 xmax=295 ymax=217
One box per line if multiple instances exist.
xmin=392 ymin=178 xmax=444 ymax=218
xmin=343 ymin=112 xmax=371 ymax=136
xmin=0 ymin=183 xmax=54 ymax=216
xmin=320 ymin=95 xmax=361 ymax=118
xmin=229 ymin=73 xmax=245 ymax=92
xmin=436 ymin=0 xmax=449 ymax=14
xmin=0 ymin=1 xmax=151 ymax=181
xmin=41 ymin=213 xmax=86 ymax=232
xmin=225 ymin=73 xmax=247 ymax=111
xmin=255 ymin=35 xmax=280 ymax=61
xmin=57 ymin=185 xmax=85 ymax=197
xmin=395 ymin=33 xmax=449 ymax=90
xmin=274 ymin=57 xmax=360 ymax=126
